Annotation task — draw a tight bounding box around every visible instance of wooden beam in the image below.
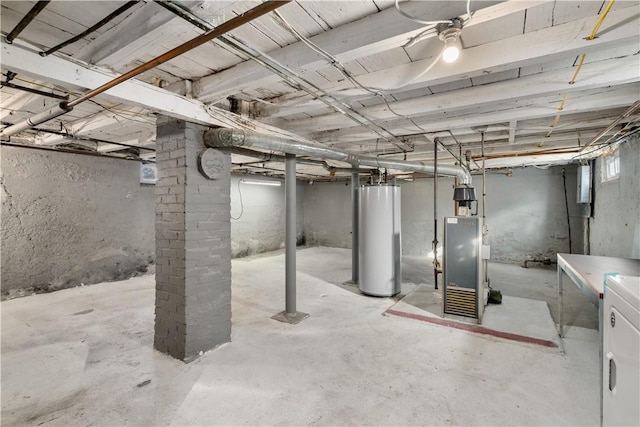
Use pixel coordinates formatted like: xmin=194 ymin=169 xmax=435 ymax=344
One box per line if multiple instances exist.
xmin=1 ymin=40 xmax=313 ymax=142
xmin=36 ymin=110 xmax=148 ymax=145
xmin=308 ymin=85 xmax=638 ymax=143
xmin=193 ymin=0 xmax=531 ymax=102
xmin=508 ymin=120 xmax=517 ymax=144
xmin=270 ymin=7 xmax=639 ymax=109
xmin=98 ymin=136 xmax=155 ymax=153
xmin=74 ymin=0 xmax=202 ymax=65
xmin=278 ymin=55 xmax=639 ymax=133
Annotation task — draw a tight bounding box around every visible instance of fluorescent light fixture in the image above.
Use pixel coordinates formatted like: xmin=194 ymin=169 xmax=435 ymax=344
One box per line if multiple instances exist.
xmin=439 ymin=27 xmax=462 ymax=64
xmin=240 ymin=179 xmax=281 ymax=187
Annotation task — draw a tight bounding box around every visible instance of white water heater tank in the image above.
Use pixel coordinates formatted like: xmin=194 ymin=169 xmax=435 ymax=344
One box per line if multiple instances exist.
xmin=359 ymin=184 xmax=402 ymax=297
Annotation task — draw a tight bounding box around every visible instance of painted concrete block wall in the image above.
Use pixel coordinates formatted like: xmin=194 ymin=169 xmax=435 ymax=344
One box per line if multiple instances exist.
xmin=230 ymin=176 xmax=305 ymax=258
xmin=303 ymin=181 xmax=352 ymax=248
xmin=480 ymin=166 xmax=583 ymax=262
xmin=590 ymin=136 xmax=640 ymax=259
xmin=399 ymin=177 xmax=457 ymax=256
xmin=1 ymin=147 xmax=155 ymax=295
xmin=302 ymin=166 xmax=582 ymax=263
xmin=1 ymin=146 xmax=305 ymax=296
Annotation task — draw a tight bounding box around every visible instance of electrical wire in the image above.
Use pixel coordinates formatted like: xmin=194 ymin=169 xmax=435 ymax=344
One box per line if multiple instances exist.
xmin=394 ymin=0 xmax=458 ymax=25
xmin=271 ymin=8 xmax=448 ymax=155
xmin=88 ymin=100 xmax=154 ymax=125
xmin=230 ymin=179 xmax=244 ymax=220
xmin=272 ymin=9 xmax=442 ymax=93
xmin=562 ymin=168 xmax=573 ymax=254
xmin=571 ymin=126 xmax=640 ymax=160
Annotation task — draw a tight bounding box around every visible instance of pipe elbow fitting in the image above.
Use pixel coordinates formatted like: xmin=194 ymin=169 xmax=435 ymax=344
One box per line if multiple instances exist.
xmin=204 ymin=128 xmax=246 ymax=148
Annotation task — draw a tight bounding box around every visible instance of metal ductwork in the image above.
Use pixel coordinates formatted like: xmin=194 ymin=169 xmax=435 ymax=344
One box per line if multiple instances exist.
xmin=203 ymin=128 xmax=472 ymax=185
xmin=224 ymin=146 xmax=368 ymax=174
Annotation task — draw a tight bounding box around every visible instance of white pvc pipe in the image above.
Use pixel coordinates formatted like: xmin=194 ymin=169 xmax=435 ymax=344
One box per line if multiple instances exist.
xmin=1 ymin=104 xmax=71 ymax=138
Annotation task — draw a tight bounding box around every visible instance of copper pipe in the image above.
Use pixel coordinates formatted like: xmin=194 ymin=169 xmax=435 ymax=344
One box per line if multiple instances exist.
xmin=473 ymin=148 xmax=579 ymax=160
xmin=5 ymin=1 xmax=51 ymax=44
xmin=66 ymin=1 xmax=290 ymax=108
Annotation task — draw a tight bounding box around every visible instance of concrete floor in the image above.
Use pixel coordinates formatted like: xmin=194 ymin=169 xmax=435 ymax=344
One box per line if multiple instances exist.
xmin=1 ymin=247 xmax=599 ymax=426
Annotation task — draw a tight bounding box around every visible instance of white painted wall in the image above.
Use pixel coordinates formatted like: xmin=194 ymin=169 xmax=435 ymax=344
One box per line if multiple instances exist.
xmin=480 ymin=166 xmax=583 ymax=262
xmin=303 ymin=181 xmax=352 ymax=248
xmin=0 ymin=147 xmax=305 ymax=295
xmin=590 ymin=136 xmax=640 ymax=259
xmin=302 ymin=166 xmax=583 ymax=263
xmin=1 ymin=147 xmax=155 ymax=295
xmin=230 ymin=176 xmax=305 ymax=258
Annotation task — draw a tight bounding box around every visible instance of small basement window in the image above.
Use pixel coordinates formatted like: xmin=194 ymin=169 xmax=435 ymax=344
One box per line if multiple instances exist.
xmin=601 ymin=149 xmax=620 ymax=183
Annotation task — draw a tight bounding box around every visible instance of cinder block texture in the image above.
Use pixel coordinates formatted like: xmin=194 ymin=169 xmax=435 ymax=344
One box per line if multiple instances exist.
xmin=154 ymin=116 xmax=231 ymax=362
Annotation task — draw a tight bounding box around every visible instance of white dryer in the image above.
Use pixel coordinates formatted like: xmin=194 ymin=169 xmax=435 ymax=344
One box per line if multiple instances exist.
xmin=603 ymin=274 xmax=640 ymax=427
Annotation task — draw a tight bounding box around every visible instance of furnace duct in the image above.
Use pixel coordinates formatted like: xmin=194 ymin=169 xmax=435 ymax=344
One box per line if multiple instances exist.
xmin=203 ymin=128 xmax=473 ymax=185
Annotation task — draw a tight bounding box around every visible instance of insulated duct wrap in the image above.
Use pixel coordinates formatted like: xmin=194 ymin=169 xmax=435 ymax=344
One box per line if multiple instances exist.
xmin=204 ymin=128 xmax=472 ymax=184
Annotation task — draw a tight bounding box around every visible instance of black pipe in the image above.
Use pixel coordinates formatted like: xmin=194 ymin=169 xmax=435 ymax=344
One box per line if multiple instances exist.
xmin=23 ymin=126 xmax=155 ymax=152
xmin=524 ymin=259 xmax=557 ymax=268
xmin=0 ymin=141 xmax=152 ymax=162
xmin=39 ymin=1 xmax=139 ymax=56
xmin=154 ymin=1 xmax=210 ymax=31
xmin=5 ymin=1 xmax=51 ymax=44
xmin=433 ymin=137 xmax=439 ymax=290
xmin=0 ymin=81 xmax=69 ymax=100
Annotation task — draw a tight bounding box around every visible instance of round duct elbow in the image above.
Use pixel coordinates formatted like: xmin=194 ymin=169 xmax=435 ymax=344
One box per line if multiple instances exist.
xmin=203 ymin=128 xmax=247 ymax=148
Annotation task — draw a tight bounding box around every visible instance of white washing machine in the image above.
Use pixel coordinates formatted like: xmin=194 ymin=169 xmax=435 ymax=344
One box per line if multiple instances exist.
xmin=603 ymin=275 xmax=640 ymax=427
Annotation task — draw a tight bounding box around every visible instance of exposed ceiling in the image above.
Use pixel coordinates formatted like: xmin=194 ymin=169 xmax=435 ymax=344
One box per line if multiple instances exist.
xmin=1 ymin=0 xmax=639 ymax=180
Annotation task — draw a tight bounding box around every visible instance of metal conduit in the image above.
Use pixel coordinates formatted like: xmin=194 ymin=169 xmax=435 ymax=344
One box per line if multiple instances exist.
xmin=204 ymin=128 xmax=472 ymax=185
xmin=580 ymin=100 xmax=640 ymax=151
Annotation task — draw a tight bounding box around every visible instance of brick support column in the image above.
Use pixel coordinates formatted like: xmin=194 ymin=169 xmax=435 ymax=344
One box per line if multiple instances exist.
xmin=154 ymin=116 xmax=231 ymax=362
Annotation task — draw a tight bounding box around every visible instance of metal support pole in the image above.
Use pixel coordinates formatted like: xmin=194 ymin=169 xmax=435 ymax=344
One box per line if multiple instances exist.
xmin=481 ymin=130 xmax=489 ymax=284
xmin=351 ymin=172 xmax=360 ymax=284
xmin=285 ymin=153 xmax=296 ymax=315
xmin=272 ymin=153 xmax=309 ymax=324
xmin=433 ymin=138 xmax=439 ymax=290
xmin=558 ymin=266 xmax=564 ymax=337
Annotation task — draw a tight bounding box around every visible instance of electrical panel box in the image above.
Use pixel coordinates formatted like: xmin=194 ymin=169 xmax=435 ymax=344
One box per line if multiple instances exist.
xmin=443 ymin=216 xmax=485 ymax=322
xmin=577 ymin=165 xmax=592 ymax=204
xmin=603 ymin=275 xmax=640 ymax=427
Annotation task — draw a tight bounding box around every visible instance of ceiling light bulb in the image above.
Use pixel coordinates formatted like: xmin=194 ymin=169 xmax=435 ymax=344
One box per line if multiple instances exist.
xmin=442 ymin=42 xmax=460 ymax=63
xmin=439 ymin=27 xmax=462 ymax=64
